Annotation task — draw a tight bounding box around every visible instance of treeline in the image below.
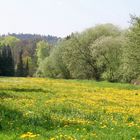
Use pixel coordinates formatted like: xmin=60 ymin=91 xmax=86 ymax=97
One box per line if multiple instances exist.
xmin=7 ymin=33 xmax=60 ymax=45
xmin=0 ymin=45 xmax=29 ymax=77
xmin=36 ymin=15 xmax=140 ymax=83
xmin=0 ymin=16 xmax=140 ymax=83
xmin=0 ymin=45 xmax=14 ymax=76
xmin=0 ymin=34 xmax=58 ymax=77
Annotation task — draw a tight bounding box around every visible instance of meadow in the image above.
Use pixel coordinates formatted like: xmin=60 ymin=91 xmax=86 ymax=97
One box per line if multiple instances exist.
xmin=0 ymin=77 xmax=140 ymax=140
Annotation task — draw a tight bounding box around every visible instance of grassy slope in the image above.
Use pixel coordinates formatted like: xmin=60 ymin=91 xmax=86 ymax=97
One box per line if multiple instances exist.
xmin=0 ymin=77 xmax=140 ymax=140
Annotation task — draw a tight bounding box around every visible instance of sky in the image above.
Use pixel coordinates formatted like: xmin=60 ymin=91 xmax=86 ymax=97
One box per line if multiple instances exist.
xmin=0 ymin=0 xmax=140 ymax=37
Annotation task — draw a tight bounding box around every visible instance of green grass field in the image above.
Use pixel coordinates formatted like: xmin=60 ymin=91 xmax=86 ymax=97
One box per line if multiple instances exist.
xmin=0 ymin=77 xmax=140 ymax=140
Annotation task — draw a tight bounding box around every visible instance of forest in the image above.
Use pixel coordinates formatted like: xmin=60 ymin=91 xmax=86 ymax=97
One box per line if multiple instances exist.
xmin=0 ymin=15 xmax=140 ymax=83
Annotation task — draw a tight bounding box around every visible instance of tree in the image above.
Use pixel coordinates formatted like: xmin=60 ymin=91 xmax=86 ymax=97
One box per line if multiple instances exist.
xmin=36 ymin=40 xmax=52 ymax=65
xmin=41 ymin=46 xmax=71 ymax=78
xmin=16 ymin=50 xmax=24 ymax=77
xmin=24 ymin=58 xmax=29 ymax=76
xmin=0 ymin=47 xmax=2 ymax=75
xmin=91 ymin=36 xmax=124 ymax=82
xmin=39 ymin=24 xmax=122 ymax=80
xmin=60 ymin=24 xmax=121 ymax=80
xmin=0 ymin=45 xmax=15 ymax=76
xmin=122 ymin=15 xmax=140 ymax=82
xmin=6 ymin=45 xmax=15 ymax=76
xmin=36 ymin=40 xmax=53 ymax=76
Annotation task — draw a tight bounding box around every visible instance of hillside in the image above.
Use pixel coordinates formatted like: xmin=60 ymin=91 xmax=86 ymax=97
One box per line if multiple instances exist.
xmin=3 ymin=33 xmax=61 ymax=45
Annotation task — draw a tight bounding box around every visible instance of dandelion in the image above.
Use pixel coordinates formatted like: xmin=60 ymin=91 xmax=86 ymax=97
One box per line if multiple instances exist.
xmin=50 ymin=138 xmax=56 ymax=140
xmin=20 ymin=132 xmax=39 ymax=139
xmin=101 ymin=125 xmax=107 ymax=128
xmin=92 ymin=132 xmax=97 ymax=136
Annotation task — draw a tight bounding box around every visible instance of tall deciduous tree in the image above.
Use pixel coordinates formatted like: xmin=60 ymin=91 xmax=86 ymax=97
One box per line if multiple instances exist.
xmin=122 ymin=15 xmax=140 ymax=82
xmin=36 ymin=40 xmax=52 ymax=64
xmin=36 ymin=40 xmax=53 ymax=76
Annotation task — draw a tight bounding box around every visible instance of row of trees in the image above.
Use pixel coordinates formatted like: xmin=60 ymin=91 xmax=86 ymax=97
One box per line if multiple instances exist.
xmin=0 ymin=45 xmax=14 ymax=76
xmin=0 ymin=34 xmax=59 ymax=77
xmin=36 ymin=16 xmax=140 ymax=83
xmin=0 ymin=45 xmax=29 ymax=77
xmin=0 ymin=15 xmax=139 ymax=83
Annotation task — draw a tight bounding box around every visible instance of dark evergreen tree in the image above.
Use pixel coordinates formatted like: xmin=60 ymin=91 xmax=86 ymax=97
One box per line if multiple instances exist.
xmin=0 ymin=45 xmax=15 ymax=76
xmin=24 ymin=58 xmax=29 ymax=76
xmin=6 ymin=46 xmax=15 ymax=76
xmin=1 ymin=46 xmax=7 ymax=76
xmin=0 ymin=48 xmax=2 ymax=76
xmin=16 ymin=50 xmax=24 ymax=77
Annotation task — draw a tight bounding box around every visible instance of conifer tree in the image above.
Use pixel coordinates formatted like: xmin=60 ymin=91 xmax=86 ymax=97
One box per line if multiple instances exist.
xmin=0 ymin=45 xmax=15 ymax=76
xmin=7 ymin=45 xmax=15 ymax=76
xmin=0 ymin=48 xmax=2 ymax=76
xmin=24 ymin=58 xmax=29 ymax=76
xmin=16 ymin=50 xmax=24 ymax=77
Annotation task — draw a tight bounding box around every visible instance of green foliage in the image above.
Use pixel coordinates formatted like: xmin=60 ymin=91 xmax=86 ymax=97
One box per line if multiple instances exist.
xmin=16 ymin=50 xmax=29 ymax=77
xmin=16 ymin=50 xmax=24 ymax=77
xmin=1 ymin=16 xmax=140 ymax=83
xmin=92 ymin=36 xmax=124 ymax=82
xmin=0 ymin=36 xmax=20 ymax=47
xmin=40 ymin=24 xmax=123 ymax=81
xmin=35 ymin=40 xmax=54 ymax=76
xmin=36 ymin=40 xmax=52 ymax=64
xmin=121 ymin=15 xmax=140 ymax=82
xmin=38 ymin=46 xmax=71 ymax=78
xmin=0 ymin=45 xmax=15 ymax=76
xmin=36 ymin=19 xmax=140 ymax=83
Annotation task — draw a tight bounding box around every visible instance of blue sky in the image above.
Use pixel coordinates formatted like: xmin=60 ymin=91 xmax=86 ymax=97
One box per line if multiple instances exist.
xmin=0 ymin=0 xmax=140 ymax=37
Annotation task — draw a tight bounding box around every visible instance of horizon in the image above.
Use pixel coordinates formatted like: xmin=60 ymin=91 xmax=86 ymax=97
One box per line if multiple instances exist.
xmin=0 ymin=33 xmax=60 ymax=38
xmin=0 ymin=0 xmax=140 ymax=37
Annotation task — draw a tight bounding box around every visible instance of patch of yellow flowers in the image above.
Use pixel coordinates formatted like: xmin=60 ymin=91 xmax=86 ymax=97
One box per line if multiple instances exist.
xmin=20 ymin=132 xmax=39 ymax=139
xmin=0 ymin=78 xmax=140 ymax=139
